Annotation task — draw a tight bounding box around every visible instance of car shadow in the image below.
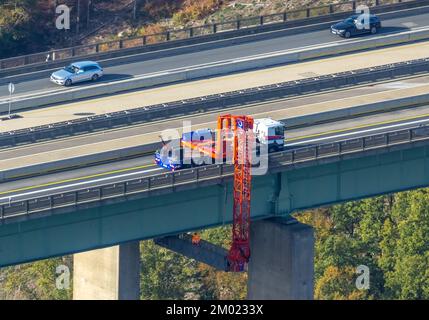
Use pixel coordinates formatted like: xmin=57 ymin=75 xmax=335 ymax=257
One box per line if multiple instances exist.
xmin=379 ymin=26 xmax=411 ymax=34
xmin=98 ymin=73 xmax=133 ymax=82
xmin=66 ymin=73 xmax=133 ymax=88
xmin=344 ymin=26 xmax=411 ymax=39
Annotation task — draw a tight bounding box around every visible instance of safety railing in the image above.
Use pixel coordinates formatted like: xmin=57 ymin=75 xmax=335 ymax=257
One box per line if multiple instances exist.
xmin=0 ymin=0 xmax=419 ymax=70
xmin=1 ymin=124 xmax=429 ymax=220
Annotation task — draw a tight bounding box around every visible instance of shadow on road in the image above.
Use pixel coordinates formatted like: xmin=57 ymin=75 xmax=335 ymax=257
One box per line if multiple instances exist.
xmin=98 ymin=73 xmax=133 ymax=82
xmin=379 ymin=26 xmax=411 ymax=34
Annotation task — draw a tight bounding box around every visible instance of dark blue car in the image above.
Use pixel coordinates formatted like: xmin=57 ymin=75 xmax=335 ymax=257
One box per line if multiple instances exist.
xmin=331 ymin=14 xmax=381 ymax=38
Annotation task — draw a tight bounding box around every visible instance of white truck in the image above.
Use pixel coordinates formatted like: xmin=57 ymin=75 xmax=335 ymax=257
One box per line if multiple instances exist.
xmin=253 ymin=118 xmax=286 ymax=152
xmin=155 ymin=117 xmax=286 ymax=170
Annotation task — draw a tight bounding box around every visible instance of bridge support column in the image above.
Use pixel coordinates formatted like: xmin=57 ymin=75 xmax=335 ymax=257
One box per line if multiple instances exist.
xmin=73 ymin=241 xmax=140 ymax=300
xmin=247 ymin=219 xmax=314 ymax=300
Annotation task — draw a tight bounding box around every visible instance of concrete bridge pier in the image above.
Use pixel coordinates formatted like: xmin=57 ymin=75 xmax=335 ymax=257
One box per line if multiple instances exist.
xmin=247 ymin=219 xmax=314 ymax=300
xmin=73 ymin=241 xmax=140 ymax=300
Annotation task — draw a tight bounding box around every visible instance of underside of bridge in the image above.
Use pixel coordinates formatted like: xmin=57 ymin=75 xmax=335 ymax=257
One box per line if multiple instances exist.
xmin=72 ymin=218 xmax=314 ymax=300
xmin=1 ymin=142 xmax=429 ymax=298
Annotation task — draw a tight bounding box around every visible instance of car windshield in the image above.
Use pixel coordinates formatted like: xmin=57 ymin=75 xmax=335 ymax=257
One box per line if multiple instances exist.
xmin=64 ymin=65 xmax=78 ymax=73
xmin=275 ymin=126 xmax=284 ymax=136
xmin=344 ymin=17 xmax=355 ymax=24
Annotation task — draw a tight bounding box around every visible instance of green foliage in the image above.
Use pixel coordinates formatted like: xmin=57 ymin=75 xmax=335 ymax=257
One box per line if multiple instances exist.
xmin=139 ymin=226 xmax=247 ymax=300
xmin=299 ymin=190 xmax=429 ymax=300
xmin=380 ymin=190 xmax=429 ymax=299
xmin=140 ymin=240 xmax=205 ymax=299
xmin=0 ymin=256 xmax=72 ymax=300
xmin=200 ymin=226 xmax=247 ymax=300
xmin=2 ymin=189 xmax=429 ymax=300
xmin=315 ymin=266 xmax=366 ymax=300
xmin=297 ymin=197 xmax=387 ymax=300
xmin=0 ymin=5 xmax=30 ymax=56
xmin=0 ymin=0 xmax=51 ymax=57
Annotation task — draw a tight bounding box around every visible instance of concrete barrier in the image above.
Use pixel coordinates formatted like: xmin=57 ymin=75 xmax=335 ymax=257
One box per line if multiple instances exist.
xmin=2 ymin=92 xmax=428 ymax=182
xmin=2 ymin=26 xmax=429 ymax=114
xmin=284 ymin=92 xmax=429 ymax=128
xmin=0 ymin=142 xmax=161 ymax=182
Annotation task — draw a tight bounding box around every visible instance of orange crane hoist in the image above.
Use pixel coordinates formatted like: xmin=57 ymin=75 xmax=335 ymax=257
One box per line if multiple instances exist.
xmin=156 ymin=114 xmax=258 ymax=272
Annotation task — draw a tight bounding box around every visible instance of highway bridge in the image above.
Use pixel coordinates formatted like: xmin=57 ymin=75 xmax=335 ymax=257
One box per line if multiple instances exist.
xmin=2 ymin=2 xmax=429 ymax=113
xmin=1 ymin=0 xmax=429 ymax=300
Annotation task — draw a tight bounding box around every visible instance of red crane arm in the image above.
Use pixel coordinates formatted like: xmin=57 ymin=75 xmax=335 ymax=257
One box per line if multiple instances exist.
xmin=218 ymin=114 xmax=254 ymax=272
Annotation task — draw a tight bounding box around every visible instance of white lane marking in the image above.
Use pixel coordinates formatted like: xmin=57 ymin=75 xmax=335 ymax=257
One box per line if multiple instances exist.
xmin=286 ymin=118 xmax=429 ymax=146
xmin=402 ymin=22 xmax=418 ymax=28
xmin=0 ymin=167 xmax=163 ymax=202
xmin=377 ymin=82 xmax=428 ymax=89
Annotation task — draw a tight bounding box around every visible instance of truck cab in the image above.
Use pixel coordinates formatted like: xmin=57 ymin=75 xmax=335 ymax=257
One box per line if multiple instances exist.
xmin=154 ymin=145 xmax=183 ymax=171
xmin=155 ymin=128 xmax=215 ymax=171
xmin=253 ymin=118 xmax=285 ymax=152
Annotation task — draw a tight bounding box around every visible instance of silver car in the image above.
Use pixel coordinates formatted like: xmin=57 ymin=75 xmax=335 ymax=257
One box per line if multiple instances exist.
xmin=50 ymin=61 xmax=103 ymax=86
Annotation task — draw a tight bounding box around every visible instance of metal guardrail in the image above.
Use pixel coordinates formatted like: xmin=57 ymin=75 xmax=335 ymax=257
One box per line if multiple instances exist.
xmin=0 ymin=0 xmax=420 ymax=70
xmin=2 ymin=124 xmax=429 ymax=220
xmin=0 ymin=56 xmax=428 ymax=149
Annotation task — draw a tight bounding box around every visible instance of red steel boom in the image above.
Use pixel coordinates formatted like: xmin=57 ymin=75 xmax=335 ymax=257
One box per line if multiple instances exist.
xmin=217 ymin=115 xmax=254 ymax=272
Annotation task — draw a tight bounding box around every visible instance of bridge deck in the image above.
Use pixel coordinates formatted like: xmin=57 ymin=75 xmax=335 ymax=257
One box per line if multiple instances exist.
xmin=0 ymin=81 xmax=428 ymax=172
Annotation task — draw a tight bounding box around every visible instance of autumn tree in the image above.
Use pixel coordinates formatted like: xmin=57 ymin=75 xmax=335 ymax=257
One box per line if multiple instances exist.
xmin=379 ymin=190 xmax=429 ymax=299
xmin=0 ymin=256 xmax=72 ymax=300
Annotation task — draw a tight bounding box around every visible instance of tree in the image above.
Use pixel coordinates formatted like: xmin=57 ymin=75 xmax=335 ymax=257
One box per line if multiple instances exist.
xmin=140 ymin=240 xmax=204 ymax=299
xmin=139 ymin=225 xmax=247 ymax=300
xmin=297 ymin=197 xmax=389 ymax=299
xmin=0 ymin=256 xmax=72 ymax=300
xmin=0 ymin=0 xmax=54 ymax=57
xmin=380 ymin=190 xmax=429 ymax=299
xmin=315 ymin=266 xmax=366 ymax=300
